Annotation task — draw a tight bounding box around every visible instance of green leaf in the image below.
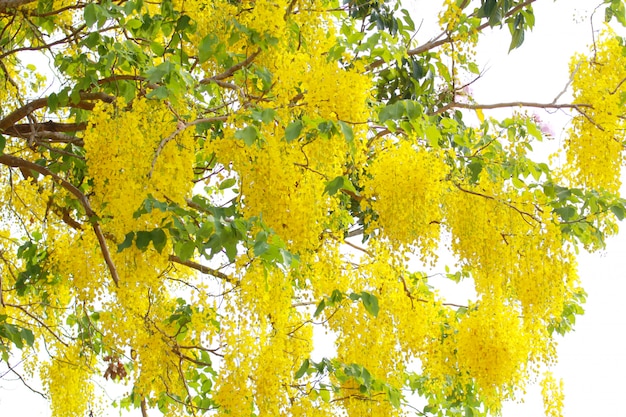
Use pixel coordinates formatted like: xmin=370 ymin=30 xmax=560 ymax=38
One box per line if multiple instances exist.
xmin=150 ymin=41 xmax=165 ymax=56
xmin=467 ymin=62 xmax=480 ymax=74
xmin=324 ymin=176 xmax=344 ymax=196
xmin=610 ymin=204 xmax=625 ymax=220
xmin=467 ymin=160 xmax=483 ymax=183
xmin=117 ymin=232 xmax=135 ymax=252
xmin=146 ymin=86 xmax=170 ymax=99
xmin=295 ymin=359 xmax=309 ymax=379
xmin=126 ymin=18 xmax=143 ymax=30
xmin=388 ymin=386 xmax=402 ymax=408
xmin=135 ymin=231 xmax=152 ymax=251
xmin=323 ymin=176 xmax=356 ymax=196
xmin=379 ymin=101 xmax=405 ymax=122
xmin=509 ymin=28 xmax=525 ymax=52
xmin=251 ymin=108 xmax=276 ymax=124
xmin=360 ymin=291 xmax=379 ymax=317
xmin=0 ymin=323 xmax=23 ymax=349
xmin=348 ymin=292 xmax=360 ymax=301
xmin=337 ymin=121 xmax=354 ymax=143
xmin=199 ymin=34 xmax=217 ymax=63
xmin=151 ymin=228 xmax=167 ymax=253
xmin=176 ymin=15 xmax=192 ymax=32
xmin=235 ymin=126 xmax=258 ymax=146
xmin=84 ymin=3 xmax=97 ymax=27
xmin=285 ymin=120 xmax=303 ymax=142
xmin=424 ymin=124 xmax=441 ymax=147
xmin=555 ymin=206 xmax=576 ymax=222
xmin=511 ymin=176 xmax=525 ymax=189
xmin=319 ymin=388 xmax=331 ymax=402
xmin=47 ymin=93 xmax=59 ymax=112
xmin=219 ymin=178 xmax=237 ymax=190
xmin=313 ymin=300 xmax=326 ymax=317
xmin=175 ymin=241 xmax=196 ymax=261
xmin=21 ymin=328 xmax=34 ymax=347
xmin=70 ymin=88 xmax=81 ymax=105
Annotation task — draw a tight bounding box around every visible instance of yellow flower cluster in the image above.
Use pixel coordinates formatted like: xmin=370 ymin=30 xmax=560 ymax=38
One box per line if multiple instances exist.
xmin=438 ymin=0 xmax=478 ymax=73
xmin=215 ymin=262 xmax=312 ymax=415
xmin=439 ymin=0 xmax=464 ymax=32
xmin=541 ymin=372 xmax=565 ymax=417
xmin=46 ymin=97 xmax=201 ymax=408
xmin=441 ymin=174 xmax=578 ymax=407
xmin=85 ymin=97 xmax=195 ymax=235
xmin=363 ymin=140 xmax=448 ymax=260
xmin=566 ymin=31 xmax=626 ymax=193
xmin=340 ymin=247 xmax=431 ymax=416
xmin=455 ymin=300 xmax=531 ymax=408
xmin=208 ymin=124 xmax=343 ymax=253
xmin=82 ymin=96 xmax=196 ymax=291
xmin=444 ymin=176 xmax=575 ymax=323
xmin=41 ymin=344 xmax=96 ymax=417
xmin=201 ymin=0 xmax=371 ymax=254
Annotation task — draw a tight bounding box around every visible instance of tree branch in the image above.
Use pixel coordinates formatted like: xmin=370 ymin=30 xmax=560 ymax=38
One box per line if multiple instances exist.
xmin=3 ymin=121 xmax=87 ymax=135
xmin=367 ymin=0 xmax=537 ymax=71
xmin=0 ymin=92 xmax=114 ymax=131
xmin=149 ymin=121 xmax=187 ymax=178
xmin=140 ymin=397 xmax=149 ymax=417
xmin=432 ymin=101 xmax=592 ymax=116
xmin=0 ymin=360 xmax=48 ymax=399
xmin=0 ymin=0 xmax=36 ymax=12
xmin=455 ymin=183 xmax=540 ymax=224
xmin=0 ymin=154 xmax=120 ymax=286
xmin=168 ymin=255 xmax=235 ymax=283
xmin=0 ymin=24 xmax=87 ymax=60
xmin=199 ymin=48 xmax=261 ymax=84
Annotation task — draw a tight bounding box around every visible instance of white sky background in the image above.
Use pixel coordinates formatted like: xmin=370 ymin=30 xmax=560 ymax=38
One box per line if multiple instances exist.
xmin=2 ymin=1 xmax=626 ymax=416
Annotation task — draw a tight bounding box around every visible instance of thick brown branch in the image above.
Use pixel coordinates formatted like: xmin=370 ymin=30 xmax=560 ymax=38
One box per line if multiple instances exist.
xmin=0 ymin=154 xmax=120 ymax=286
xmin=0 ymin=0 xmax=36 ymax=12
xmin=4 ymin=121 xmax=87 ymax=135
xmin=3 ymin=129 xmax=85 ymax=146
xmin=0 ymin=92 xmax=114 ymax=131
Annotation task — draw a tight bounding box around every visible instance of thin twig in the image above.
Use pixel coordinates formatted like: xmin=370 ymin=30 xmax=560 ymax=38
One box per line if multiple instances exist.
xmin=148 ymin=122 xmax=187 ymax=178
xmin=199 ymin=49 xmax=261 ymax=83
xmin=169 ymin=255 xmax=235 ymax=283
xmin=455 ymin=183 xmax=540 ymax=224
xmin=367 ymin=0 xmax=537 ymax=70
xmin=342 ymin=239 xmax=373 ymax=257
xmin=140 ymin=397 xmax=149 ymax=417
xmin=432 ymin=101 xmax=591 ymax=116
xmin=1 ymin=361 xmax=48 ymax=399
xmin=5 ymin=304 xmax=69 ymax=347
xmin=552 ymin=62 xmax=581 ymax=104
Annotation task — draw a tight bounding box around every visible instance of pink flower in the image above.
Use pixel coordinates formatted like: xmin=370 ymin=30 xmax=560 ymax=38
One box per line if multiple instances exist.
xmin=532 ymin=113 xmax=555 ymax=137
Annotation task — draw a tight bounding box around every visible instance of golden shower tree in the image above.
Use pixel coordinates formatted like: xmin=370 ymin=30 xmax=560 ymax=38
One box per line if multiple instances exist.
xmin=1 ymin=0 xmax=625 ymax=416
